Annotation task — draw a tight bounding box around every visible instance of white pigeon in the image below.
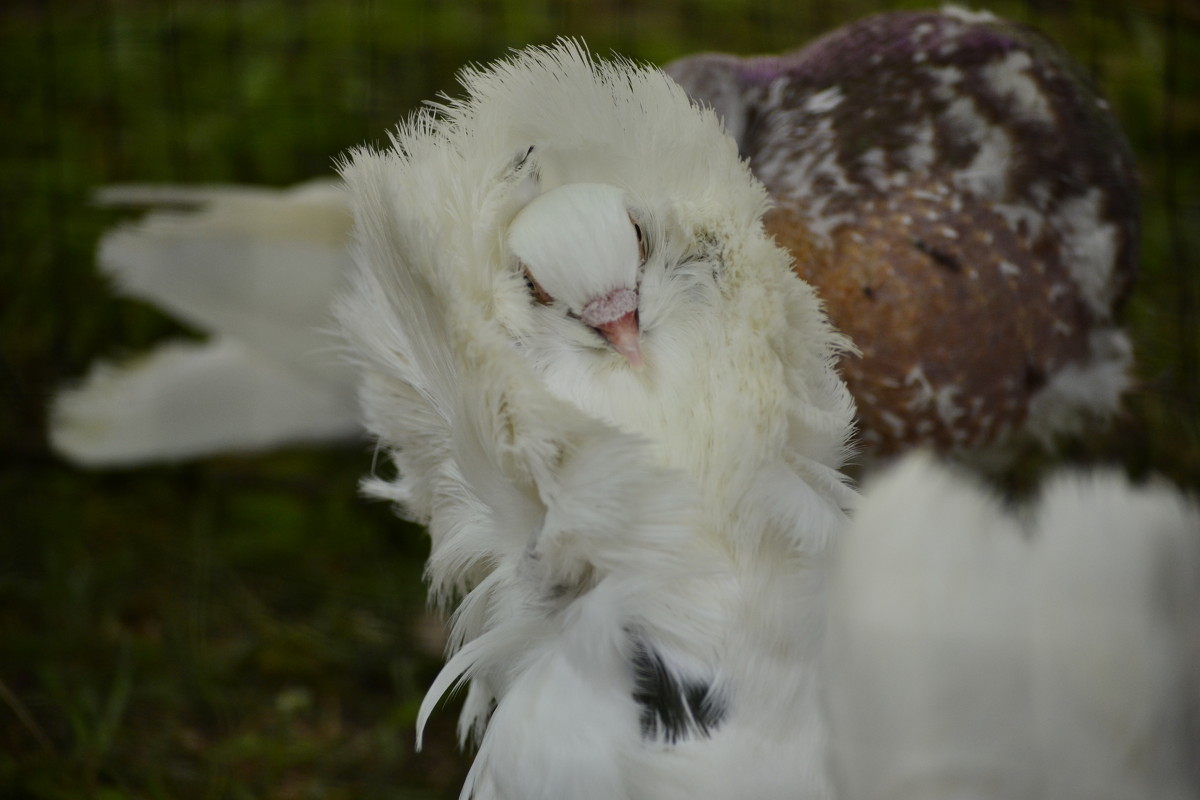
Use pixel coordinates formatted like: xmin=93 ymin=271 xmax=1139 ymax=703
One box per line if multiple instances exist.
xmin=335 ymin=40 xmax=857 ymax=799
xmin=825 ymin=454 xmax=1200 ymax=800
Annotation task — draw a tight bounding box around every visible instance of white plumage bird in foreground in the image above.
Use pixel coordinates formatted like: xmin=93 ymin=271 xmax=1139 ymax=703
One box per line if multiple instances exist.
xmin=337 ymin=41 xmax=857 ymax=799
xmin=333 ymin=41 xmax=1198 ymax=799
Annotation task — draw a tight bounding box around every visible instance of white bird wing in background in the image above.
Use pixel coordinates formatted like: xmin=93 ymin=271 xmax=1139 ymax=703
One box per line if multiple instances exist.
xmin=50 ymin=337 xmax=356 ymax=466
xmin=50 ymin=182 xmax=361 ymax=465
xmin=825 ymin=454 xmax=1200 ymax=800
xmin=336 ymin=40 xmax=856 ymax=799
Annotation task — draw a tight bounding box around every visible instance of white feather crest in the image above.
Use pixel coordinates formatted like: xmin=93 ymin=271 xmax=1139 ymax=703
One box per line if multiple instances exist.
xmin=337 ymin=36 xmax=854 ymax=590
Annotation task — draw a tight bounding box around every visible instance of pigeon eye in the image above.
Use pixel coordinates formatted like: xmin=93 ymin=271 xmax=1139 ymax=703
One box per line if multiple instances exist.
xmin=515 ymin=145 xmax=534 ymax=169
xmin=522 ymin=267 xmax=555 ymax=305
xmin=632 ymin=218 xmax=645 ymax=265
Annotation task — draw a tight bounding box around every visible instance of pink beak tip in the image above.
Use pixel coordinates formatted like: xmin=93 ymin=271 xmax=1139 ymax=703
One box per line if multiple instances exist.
xmin=593 ymin=310 xmax=644 ymax=369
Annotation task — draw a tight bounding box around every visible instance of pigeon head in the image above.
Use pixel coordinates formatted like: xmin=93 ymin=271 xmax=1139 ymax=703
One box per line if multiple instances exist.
xmin=337 ymin=40 xmax=857 ymax=478
xmin=509 ymin=182 xmax=646 ymax=367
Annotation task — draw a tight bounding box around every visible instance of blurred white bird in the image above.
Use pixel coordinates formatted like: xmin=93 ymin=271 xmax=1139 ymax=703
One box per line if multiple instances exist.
xmin=336 ymin=40 xmax=857 ymax=799
xmin=49 ymin=182 xmax=360 ymax=464
xmin=826 ymin=454 xmax=1199 ymax=800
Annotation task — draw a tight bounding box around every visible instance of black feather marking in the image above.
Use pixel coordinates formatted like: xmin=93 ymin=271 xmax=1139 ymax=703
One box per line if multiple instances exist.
xmin=912 ymin=237 xmax=962 ymax=272
xmin=630 ymin=639 xmax=724 ymax=744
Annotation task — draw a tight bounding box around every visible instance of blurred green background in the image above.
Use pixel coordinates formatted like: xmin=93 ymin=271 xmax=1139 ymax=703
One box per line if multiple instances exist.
xmin=2 ymin=1 xmax=1197 ymax=797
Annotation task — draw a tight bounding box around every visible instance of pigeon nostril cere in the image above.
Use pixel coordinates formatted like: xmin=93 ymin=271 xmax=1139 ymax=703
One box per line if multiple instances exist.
xmin=580 ymin=286 xmax=638 ymax=328
xmin=581 ymin=288 xmax=642 ymax=367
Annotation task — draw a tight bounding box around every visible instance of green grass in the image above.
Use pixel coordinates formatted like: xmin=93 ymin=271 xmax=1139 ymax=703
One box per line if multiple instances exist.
xmin=2 ymin=1 xmax=1197 ymax=797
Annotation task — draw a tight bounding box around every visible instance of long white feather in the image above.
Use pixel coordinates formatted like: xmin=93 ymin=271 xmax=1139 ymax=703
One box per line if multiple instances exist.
xmin=96 ymin=180 xmax=354 ymax=378
xmin=50 ymin=338 xmax=358 ymax=465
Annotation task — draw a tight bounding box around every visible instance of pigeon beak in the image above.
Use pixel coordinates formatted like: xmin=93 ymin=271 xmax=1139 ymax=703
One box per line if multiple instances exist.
xmin=581 ymin=287 xmax=643 ymax=369
xmin=593 ymin=309 xmax=643 ymax=368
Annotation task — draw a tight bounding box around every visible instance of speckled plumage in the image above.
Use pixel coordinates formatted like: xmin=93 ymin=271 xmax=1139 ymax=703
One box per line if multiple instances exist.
xmin=667 ymin=7 xmax=1139 ymax=461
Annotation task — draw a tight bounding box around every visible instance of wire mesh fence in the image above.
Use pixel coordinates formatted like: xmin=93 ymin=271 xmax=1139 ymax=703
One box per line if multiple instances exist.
xmin=2 ymin=1 xmax=1197 ymax=797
